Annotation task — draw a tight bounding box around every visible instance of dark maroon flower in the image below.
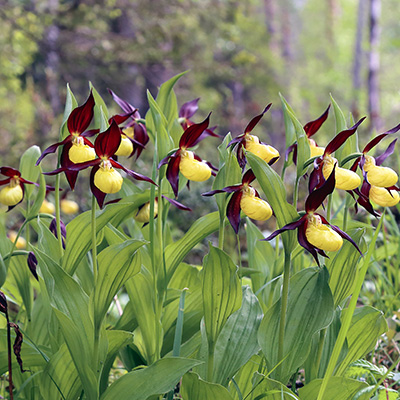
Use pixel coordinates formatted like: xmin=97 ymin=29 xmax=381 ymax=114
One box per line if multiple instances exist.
xmin=0 ymin=167 xmax=38 ymax=211
xmin=158 ymin=114 xmax=217 ymax=197
xmin=228 ymin=104 xmax=279 ymax=169
xmin=263 ymin=167 xmax=362 ymax=265
xmin=44 ymin=120 xmax=155 ymax=208
xmin=36 ymin=91 xmax=99 ymax=190
xmin=108 ymin=89 xmax=149 ymax=159
xmin=27 ymin=252 xmax=39 ymax=281
xmin=203 ymin=170 xmax=272 ymax=234
xmin=285 ymin=105 xmax=330 ymax=164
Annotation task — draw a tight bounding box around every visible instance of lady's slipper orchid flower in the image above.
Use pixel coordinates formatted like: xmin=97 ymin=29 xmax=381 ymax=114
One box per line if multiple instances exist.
xmin=158 ymin=114 xmax=217 ymax=197
xmin=8 ymin=231 xmax=27 ymax=249
xmin=108 ymin=89 xmax=149 ymax=159
xmin=285 ymin=105 xmax=330 ymax=163
xmin=264 ymin=167 xmax=362 ymax=265
xmin=228 ymin=104 xmax=280 ymax=169
xmin=179 ymin=98 xmax=219 ymax=140
xmin=202 ymin=170 xmax=272 ymax=234
xmin=309 ymin=117 xmax=366 ymax=192
xmin=44 ymin=120 xmax=155 ymax=208
xmin=0 ymin=167 xmax=37 ymax=210
xmin=36 ymin=91 xmax=98 ymax=189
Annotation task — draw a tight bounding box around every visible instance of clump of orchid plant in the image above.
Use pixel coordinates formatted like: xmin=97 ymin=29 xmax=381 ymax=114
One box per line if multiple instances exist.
xmin=228 ymin=104 xmax=280 ymax=169
xmin=264 ymin=166 xmax=362 ymax=265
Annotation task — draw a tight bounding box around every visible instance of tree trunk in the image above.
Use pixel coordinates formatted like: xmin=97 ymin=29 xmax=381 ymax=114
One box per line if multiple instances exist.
xmin=352 ymin=0 xmax=367 ymax=120
xmin=368 ymin=0 xmax=382 ymax=132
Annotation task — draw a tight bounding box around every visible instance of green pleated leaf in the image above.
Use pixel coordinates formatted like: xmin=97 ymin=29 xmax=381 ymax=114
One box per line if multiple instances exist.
xmin=247 ymin=153 xmax=299 ymax=253
xmin=335 ymin=306 xmax=387 ymax=376
xmin=35 ymin=216 xmax=62 ymax=262
xmin=101 ymin=357 xmax=202 ymax=400
xmin=212 ymin=286 xmax=263 ymax=386
xmin=26 ymin=167 xmax=46 ymax=220
xmin=250 ymin=373 xmax=299 ymax=400
xmin=279 ymin=93 xmax=296 ymax=150
xmin=330 ymin=94 xmax=347 ymax=134
xmin=203 ymin=246 xmax=242 ymax=351
xmin=258 ymin=267 xmax=334 ymax=383
xmin=63 ymin=196 xmax=148 ymax=275
xmin=280 ymin=94 xmax=310 ymax=177
xmin=230 ymin=355 xmax=262 ymax=400
xmin=165 ymin=211 xmax=220 ymax=283
xmin=19 ymin=145 xmax=41 ymax=199
xmin=326 ymin=229 xmax=366 ymax=307
xmin=91 ymin=240 xmax=145 ymax=332
xmin=299 ymin=377 xmax=369 ymax=400
xmin=125 ymin=268 xmax=162 ymax=364
xmin=181 ymin=372 xmax=234 ymax=400
xmin=60 ymin=84 xmax=78 ymax=140
xmin=40 ymin=343 xmax=82 ymax=400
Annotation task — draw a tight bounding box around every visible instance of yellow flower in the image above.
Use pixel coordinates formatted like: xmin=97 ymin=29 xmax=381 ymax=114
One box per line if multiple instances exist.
xmin=369 ymin=185 xmax=400 ymax=207
xmin=122 ymin=127 xmax=134 ymax=139
xmin=94 ymin=160 xmax=123 ymax=194
xmin=179 ymin=150 xmax=211 ymax=182
xmin=245 ymin=135 xmax=280 ymax=164
xmin=115 ymin=136 xmax=133 ymax=157
xmin=308 ymin=138 xmax=325 ymax=158
xmin=39 ymin=199 xmax=55 ymax=214
xmin=0 ymin=184 xmax=23 ymax=206
xmin=240 ymin=187 xmax=272 ymax=221
xmin=69 ymin=137 xmax=96 ymax=164
xmin=134 ymin=200 xmax=158 ymax=223
xmin=61 ymin=199 xmax=79 ymax=214
xmin=322 ymin=155 xmax=361 ymax=190
xmin=363 ymin=155 xmax=398 ymax=187
xmin=8 ymin=231 xmax=27 ymax=249
xmin=305 ymin=214 xmax=343 ymax=252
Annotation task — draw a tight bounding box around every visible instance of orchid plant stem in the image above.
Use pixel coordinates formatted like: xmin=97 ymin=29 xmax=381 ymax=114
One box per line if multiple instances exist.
xmin=342 ymin=202 xmax=348 ymax=231
xmin=91 ymin=195 xmax=98 ymax=285
xmin=218 ymin=215 xmax=225 ymax=250
xmin=293 ymin=178 xmax=299 ymax=207
xmin=277 ymin=249 xmax=292 ymax=377
xmin=316 ymin=214 xmax=384 ymax=400
xmin=326 ymin=194 xmax=332 ymax=221
xmin=54 ymin=174 xmax=64 ymax=255
xmin=315 ymin=327 xmax=327 ymax=376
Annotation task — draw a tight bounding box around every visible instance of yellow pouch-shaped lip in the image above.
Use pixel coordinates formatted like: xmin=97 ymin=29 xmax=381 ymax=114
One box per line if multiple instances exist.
xmin=323 ymin=156 xmax=361 ymax=190
xmin=94 ymin=165 xmax=123 ymax=194
xmin=245 ymin=135 xmax=280 ymax=164
xmin=8 ymin=231 xmax=26 ymax=249
xmin=134 ymin=200 xmax=158 ymax=223
xmin=61 ymin=199 xmax=79 ymax=214
xmin=40 ymin=199 xmax=55 ymax=214
xmin=0 ymin=184 xmax=23 ymax=206
xmin=369 ymin=185 xmax=400 ymax=207
xmin=69 ymin=142 xmax=96 ymax=164
xmin=305 ymin=215 xmax=343 ymax=252
xmin=367 ymin=166 xmax=398 ymax=188
xmin=240 ymin=189 xmax=272 ymax=221
xmin=115 ymin=137 xmax=133 ymax=157
xmin=179 ymin=151 xmax=211 ymax=182
xmin=308 ymin=139 xmax=325 ymax=158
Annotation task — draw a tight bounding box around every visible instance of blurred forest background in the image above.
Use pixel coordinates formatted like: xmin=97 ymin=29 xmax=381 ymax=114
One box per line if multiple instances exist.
xmin=1 ymin=0 xmax=399 ymax=168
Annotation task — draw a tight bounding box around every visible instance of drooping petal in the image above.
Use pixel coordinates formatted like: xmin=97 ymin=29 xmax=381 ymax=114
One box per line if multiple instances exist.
xmin=95 ymin=120 xmax=122 ymax=158
xmin=179 ymin=113 xmax=211 ymax=149
xmin=132 ymin=122 xmax=149 ymax=158
xmin=0 ymin=178 xmax=11 ymax=186
xmin=303 ymin=105 xmax=330 ymax=138
xmin=27 ymin=251 xmax=39 ymax=281
xmin=110 ymin=159 xmax=156 ymax=186
xmin=305 ymin=164 xmax=336 ymax=212
xmin=362 ymin=123 xmax=400 ymax=153
xmin=202 ymin=185 xmax=241 ymax=197
xmin=375 ymin=139 xmax=398 ymax=166
xmin=108 ymin=89 xmax=137 ymax=115
xmin=244 ymin=104 xmax=272 ymax=134
xmin=36 ymin=136 xmax=72 ymax=165
xmin=262 ymin=216 xmax=306 ymax=242
xmin=9 ymin=322 xmax=26 ymax=372
xmin=162 ymin=195 xmax=192 ymax=211
xmin=324 ymin=117 xmax=366 ymax=156
xmin=67 ymin=91 xmax=95 ymax=134
xmin=226 ymin=191 xmax=243 ymax=234
xmin=242 ymin=169 xmax=256 ymax=185
xmin=285 ymin=143 xmax=298 ymax=163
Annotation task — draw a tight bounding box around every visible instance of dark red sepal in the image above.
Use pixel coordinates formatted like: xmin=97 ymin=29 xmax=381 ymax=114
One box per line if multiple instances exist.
xmin=362 ymin=123 xmax=400 ymax=153
xmin=27 ymin=252 xmax=39 ymax=281
xmin=0 ymin=167 xmax=21 ymax=177
xmin=242 ymin=169 xmax=256 ymax=184
xmin=111 ymin=159 xmax=156 ymax=186
xmin=67 ymin=91 xmax=95 ymax=134
xmin=90 ymin=165 xmax=107 ymax=208
xmin=179 ymin=113 xmax=211 ymax=149
xmin=262 ymin=216 xmax=306 ymax=242
xmin=81 ymin=129 xmax=100 ymax=138
xmin=305 ymin=165 xmax=336 ymax=212
xmin=61 ymin=143 xmax=79 ymax=190
xmin=95 ymin=120 xmax=121 ymax=158
xmin=108 ymin=89 xmax=137 ymax=115
xmin=324 ymin=117 xmax=366 ymax=156
xmin=375 ymin=139 xmax=397 ymax=166
xmin=166 ymin=154 xmax=182 ymax=198
xmin=244 ymin=104 xmax=272 ymax=134
xmin=110 ymin=112 xmax=136 ymax=126
xmin=227 ymin=191 xmax=243 ymax=234
xmin=303 ymin=105 xmax=330 ymax=138
xmin=285 ymin=143 xmax=298 ymax=163
xmin=202 ymin=185 xmax=242 ymax=197
xmin=0 ymin=178 xmax=11 ymax=186
xmin=132 ymin=123 xmax=149 ymax=158
xmin=179 ymin=98 xmax=200 ymax=119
